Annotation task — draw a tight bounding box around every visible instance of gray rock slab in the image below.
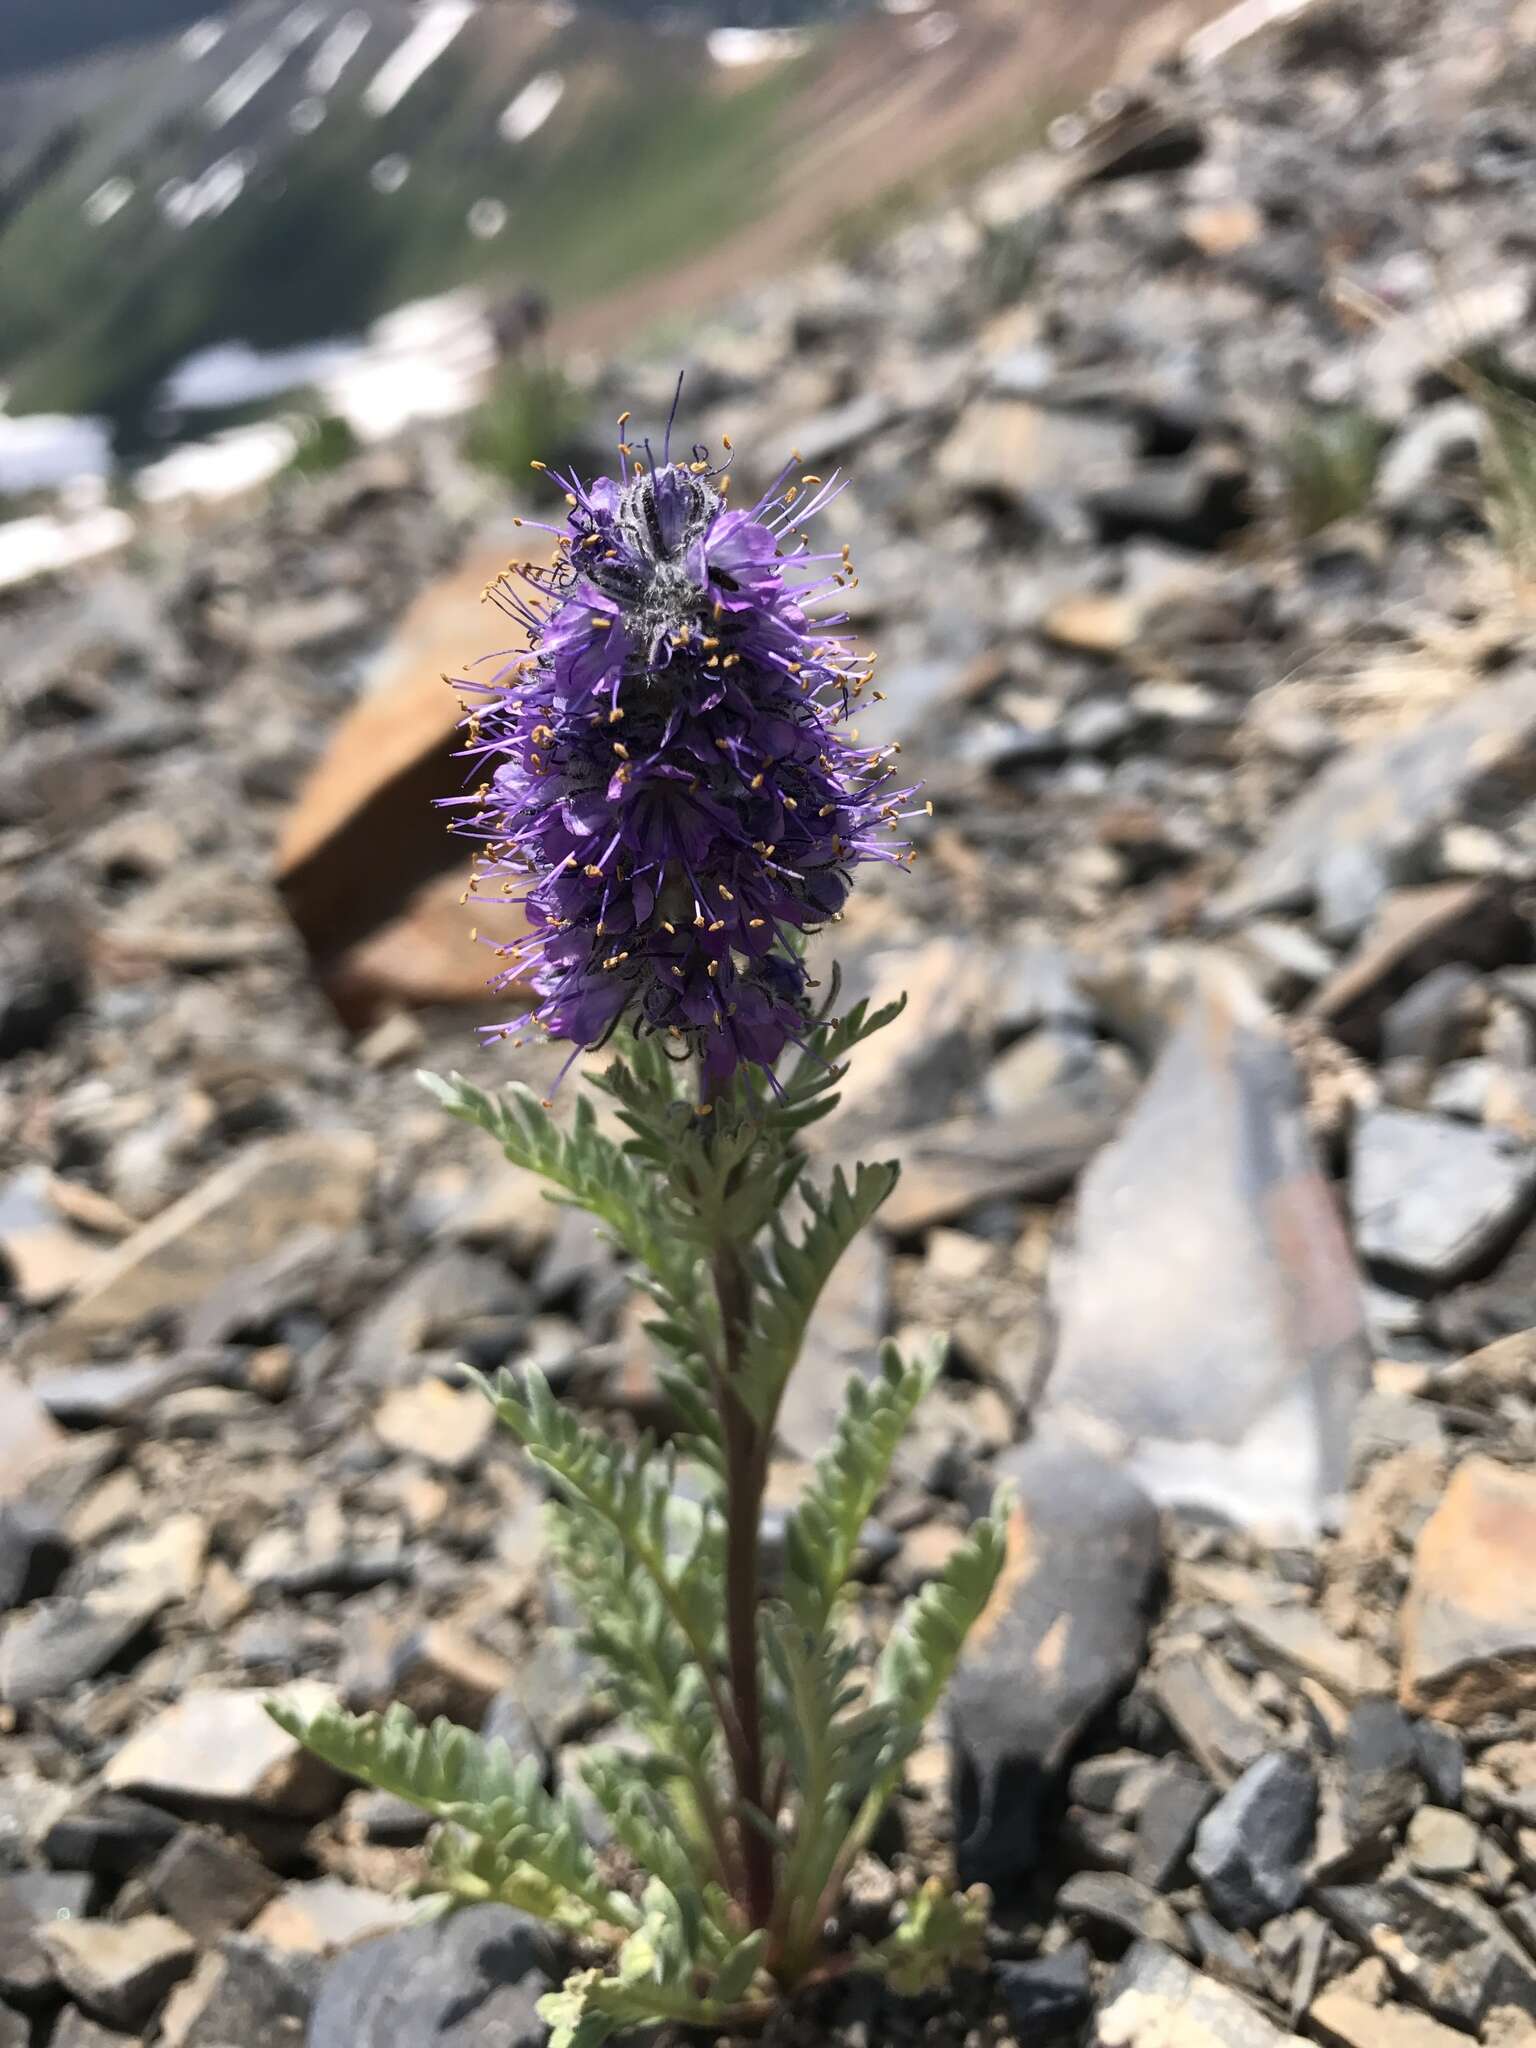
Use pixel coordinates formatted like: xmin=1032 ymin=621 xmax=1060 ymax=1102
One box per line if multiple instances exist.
xmin=1043 ymin=962 xmax=1371 ymax=1535
xmin=950 ymin=1432 xmax=1161 ymax=1887
xmin=1211 ymin=670 xmax=1536 ymax=930
xmin=307 ymin=1905 xmax=556 ymax=2048
xmin=1352 ymin=1107 xmax=1536 ymax=1291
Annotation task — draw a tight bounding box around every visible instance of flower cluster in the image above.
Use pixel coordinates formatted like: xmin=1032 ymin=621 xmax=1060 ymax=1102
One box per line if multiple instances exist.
xmin=445 ymin=406 xmax=917 ymax=1089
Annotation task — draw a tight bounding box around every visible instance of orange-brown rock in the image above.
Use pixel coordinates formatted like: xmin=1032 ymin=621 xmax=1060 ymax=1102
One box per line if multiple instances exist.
xmin=275 ymin=532 xmax=546 ymax=1028
xmin=1400 ymin=1455 xmax=1536 ymax=1723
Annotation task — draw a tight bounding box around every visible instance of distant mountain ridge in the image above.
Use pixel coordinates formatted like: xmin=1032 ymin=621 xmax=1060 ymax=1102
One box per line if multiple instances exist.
xmin=0 ymin=2 xmax=241 ymax=82
xmin=0 ymin=0 xmax=1221 ymax=456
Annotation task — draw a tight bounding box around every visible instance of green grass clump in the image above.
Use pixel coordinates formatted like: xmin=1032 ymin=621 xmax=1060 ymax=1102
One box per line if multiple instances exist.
xmin=1280 ymin=407 xmax=1389 ymax=538
xmin=285 ymin=411 xmax=362 ymax=479
xmin=465 ymin=363 xmax=590 ymax=484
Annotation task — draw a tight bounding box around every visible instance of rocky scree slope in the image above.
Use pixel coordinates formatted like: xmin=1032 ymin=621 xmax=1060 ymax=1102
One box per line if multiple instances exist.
xmin=9 ymin=0 xmax=1536 ymax=2043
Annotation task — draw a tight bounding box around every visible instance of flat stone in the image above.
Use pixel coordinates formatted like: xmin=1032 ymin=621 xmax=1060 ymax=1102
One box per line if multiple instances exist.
xmin=39 ymin=1135 xmax=375 ymax=1358
xmin=1132 ymin=1760 xmax=1215 ymax=1892
xmin=249 ymin=1877 xmax=414 ymax=1954
xmin=1153 ymin=1652 xmax=1271 ymax=1786
xmin=1230 ymin=1603 xmax=1392 ymax=1705
xmin=1093 ymin=1940 xmax=1308 ymax=2045
xmin=373 ymin=1378 xmax=493 ymax=1474
xmin=875 ymin=1086 xmax=1128 ymax=1234
xmin=42 ymin=1796 xmax=180 ymax=1878
xmin=42 ymin=1914 xmax=196 ymax=2029
xmin=1405 ymin=1805 xmax=1479 ymax=1877
xmin=1058 ymin=1870 xmax=1189 ymax=1955
xmin=1213 ymin=674 xmax=1536 ymax=931
xmin=102 ymin=1683 xmax=342 ymax=1817
xmin=996 ymin=1942 xmax=1093 ymax=2036
xmin=1308 ymin=883 xmax=1524 ymax=1055
xmin=1342 ymin=1701 xmax=1423 ymax=1843
xmin=1191 ymin=1752 xmax=1318 ymax=1930
xmin=48 ymin=2016 xmax=142 ymax=2048
xmin=0 ymin=1167 xmax=108 ymax=1307
xmin=387 ymin=1622 xmax=520 ymax=1726
xmin=950 ymin=1433 xmax=1161 ymax=1887
xmin=0 ymin=1869 xmax=95 ymax=2003
xmin=0 ymin=1504 xmax=71 ymax=1610
xmin=0 ymin=1588 xmax=165 ymax=1707
xmin=307 ymin=1905 xmax=556 ymax=2048
xmin=97 ymin=1513 xmax=208 ymax=1608
xmin=1311 ymin=1986 xmax=1476 ymax=2048
xmin=1317 ymin=1875 xmax=1536 ymax=2029
xmin=0 ymin=1371 xmax=72 ymax=1506
xmin=1352 ymin=1109 xmax=1536 ymax=1293
xmin=936 ymin=399 xmax=1138 ymax=507
xmin=144 ymin=1827 xmax=282 ymax=1942
xmin=32 ymin=1353 xmax=235 ymax=1428
xmin=1400 ymin=1455 xmax=1536 ymax=1723
xmin=157 ymin=1933 xmax=311 ymax=2048
xmin=1044 ymin=963 xmax=1370 ymax=1534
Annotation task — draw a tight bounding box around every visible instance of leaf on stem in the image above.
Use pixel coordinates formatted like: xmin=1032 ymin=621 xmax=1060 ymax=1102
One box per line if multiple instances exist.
xmin=782 ymin=1339 xmax=943 ymax=1638
xmin=738 ymin=1161 xmax=899 ymax=1426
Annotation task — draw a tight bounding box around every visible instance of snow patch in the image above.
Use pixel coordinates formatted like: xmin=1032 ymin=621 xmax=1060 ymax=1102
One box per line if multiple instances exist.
xmin=364 ymin=0 xmax=476 ymax=118
xmin=499 ymin=71 xmax=564 ymax=144
xmin=706 ymin=26 xmax=811 ymax=66
xmin=83 ymin=178 xmax=133 ymax=227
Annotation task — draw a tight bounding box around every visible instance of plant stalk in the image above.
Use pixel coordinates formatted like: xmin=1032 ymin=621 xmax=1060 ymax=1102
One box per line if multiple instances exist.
xmin=714 ymin=1236 xmax=776 ymax=1933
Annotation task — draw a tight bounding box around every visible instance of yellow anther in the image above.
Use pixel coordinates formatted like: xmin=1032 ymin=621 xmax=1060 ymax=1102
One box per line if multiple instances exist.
xmin=530 ymin=460 xmax=547 ymax=471
xmin=617 ymin=410 xmax=631 ymax=426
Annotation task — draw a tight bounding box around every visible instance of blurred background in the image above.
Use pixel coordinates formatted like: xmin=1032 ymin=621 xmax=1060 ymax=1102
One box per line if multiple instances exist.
xmin=0 ymin=0 xmax=1196 ymax=501
xmin=10 ymin=3 xmax=1536 ymax=2042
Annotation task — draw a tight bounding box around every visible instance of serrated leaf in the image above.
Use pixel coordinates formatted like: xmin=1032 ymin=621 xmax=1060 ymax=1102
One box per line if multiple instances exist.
xmin=874 ymin=1504 xmax=1009 ymax=1764
xmin=267 ymin=1697 xmax=636 ymax=1933
xmin=783 ymin=1339 xmax=942 ymax=1637
xmin=866 ymin=1878 xmax=991 ymax=1996
xmin=419 ymin=1070 xmax=720 ymax=1418
xmin=738 ymin=1162 xmax=899 ymax=1426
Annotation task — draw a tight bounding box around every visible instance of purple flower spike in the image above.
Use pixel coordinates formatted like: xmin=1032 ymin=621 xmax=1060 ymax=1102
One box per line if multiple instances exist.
xmin=444 ymin=402 xmax=920 ymax=1090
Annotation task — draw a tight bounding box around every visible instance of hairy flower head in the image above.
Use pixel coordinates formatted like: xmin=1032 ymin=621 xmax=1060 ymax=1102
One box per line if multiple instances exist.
xmin=445 ymin=398 xmax=917 ymax=1090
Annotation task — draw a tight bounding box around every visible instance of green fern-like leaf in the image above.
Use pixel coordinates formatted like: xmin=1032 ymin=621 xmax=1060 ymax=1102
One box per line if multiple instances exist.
xmin=783 ymin=1339 xmax=942 ymax=1637
xmin=767 ymin=988 xmax=910 ymax=1138
xmin=866 ymin=1877 xmax=991 ymax=1996
xmin=267 ymin=1698 xmax=637 ymax=1934
xmin=874 ymin=1505 xmax=1008 ymax=1767
xmin=538 ymin=1887 xmax=772 ymax=2048
xmin=738 ymin=1162 xmax=899 ymax=1426
xmin=419 ymin=1072 xmax=720 ymax=1409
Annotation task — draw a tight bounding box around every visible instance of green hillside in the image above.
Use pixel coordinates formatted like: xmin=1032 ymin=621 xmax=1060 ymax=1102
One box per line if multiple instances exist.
xmin=0 ymin=12 xmax=810 ymax=451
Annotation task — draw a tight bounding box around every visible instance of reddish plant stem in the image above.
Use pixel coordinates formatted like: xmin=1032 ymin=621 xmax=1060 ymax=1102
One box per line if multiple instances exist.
xmin=714 ymin=1239 xmax=776 ymax=1933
